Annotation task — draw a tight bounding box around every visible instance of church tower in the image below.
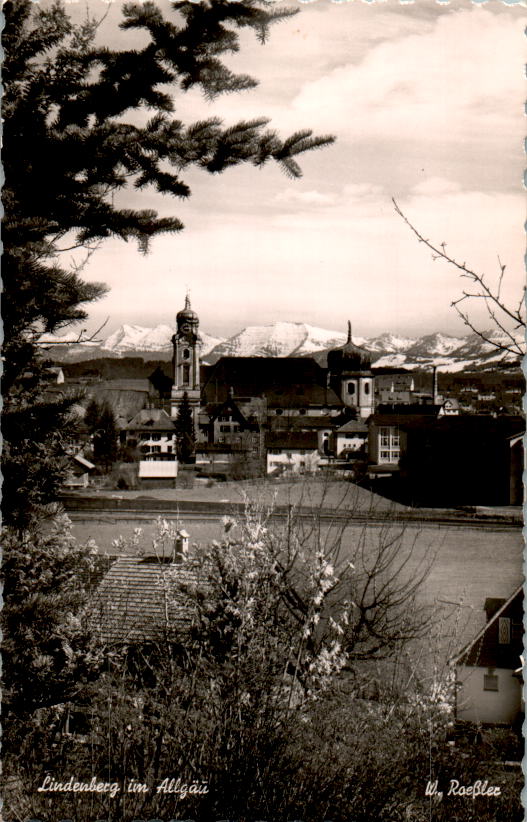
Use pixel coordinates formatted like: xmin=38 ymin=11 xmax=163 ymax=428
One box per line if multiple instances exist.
xmin=327 ymin=321 xmax=374 ymax=419
xmin=171 ymin=295 xmax=201 ymax=421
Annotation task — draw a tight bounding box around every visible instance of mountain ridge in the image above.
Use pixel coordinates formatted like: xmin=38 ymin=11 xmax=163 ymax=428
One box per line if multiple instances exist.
xmin=41 ymin=321 xmax=523 ymax=372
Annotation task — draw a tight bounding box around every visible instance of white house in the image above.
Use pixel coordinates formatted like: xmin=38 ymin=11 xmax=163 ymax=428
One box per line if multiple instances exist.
xmin=451 ymin=586 xmax=523 ymax=726
xmin=265 ymin=431 xmax=320 ymax=475
xmin=124 ymin=408 xmax=177 ymax=457
xmin=334 ymin=419 xmax=368 ymax=458
xmin=438 ymin=398 xmax=460 ymax=416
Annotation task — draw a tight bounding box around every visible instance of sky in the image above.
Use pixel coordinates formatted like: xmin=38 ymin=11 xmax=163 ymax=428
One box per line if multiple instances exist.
xmin=52 ymin=0 xmax=525 ymax=340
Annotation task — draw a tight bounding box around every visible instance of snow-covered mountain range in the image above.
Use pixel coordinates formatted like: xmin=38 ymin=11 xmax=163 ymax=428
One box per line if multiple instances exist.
xmin=41 ymin=322 xmax=523 ymax=372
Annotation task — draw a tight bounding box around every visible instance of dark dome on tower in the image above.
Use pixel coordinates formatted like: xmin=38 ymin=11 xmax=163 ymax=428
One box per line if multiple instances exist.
xmin=177 ymin=294 xmax=198 ymax=325
xmin=327 ymin=321 xmax=372 ymax=372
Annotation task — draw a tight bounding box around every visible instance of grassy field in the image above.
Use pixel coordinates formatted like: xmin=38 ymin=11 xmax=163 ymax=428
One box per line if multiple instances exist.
xmin=71 ymin=487 xmax=522 ymax=664
xmin=71 ymin=475 xmax=409 ymax=513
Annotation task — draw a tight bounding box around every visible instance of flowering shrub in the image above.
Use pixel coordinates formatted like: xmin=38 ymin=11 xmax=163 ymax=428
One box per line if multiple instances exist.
xmin=4 ymin=503 xmax=520 ymax=822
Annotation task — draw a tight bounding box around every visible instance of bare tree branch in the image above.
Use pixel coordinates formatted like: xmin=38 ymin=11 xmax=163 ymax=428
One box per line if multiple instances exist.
xmin=393 ymin=198 xmax=525 ymax=357
xmin=35 ymin=316 xmax=109 ymax=347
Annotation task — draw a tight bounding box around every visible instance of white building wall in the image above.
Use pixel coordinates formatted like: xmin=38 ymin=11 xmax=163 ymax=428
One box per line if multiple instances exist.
xmin=335 ymin=433 xmax=367 ymax=456
xmin=139 ymin=461 xmax=178 ymax=478
xmin=456 ymin=665 xmax=522 ymax=725
xmin=266 ymin=450 xmax=320 ymax=474
xmin=140 ymin=434 xmax=175 ymax=454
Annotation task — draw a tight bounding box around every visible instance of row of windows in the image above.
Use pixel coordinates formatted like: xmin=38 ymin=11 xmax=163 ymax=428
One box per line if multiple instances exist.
xmin=269 ymin=459 xmax=308 ymax=467
xmin=137 ymin=433 xmax=174 ymax=442
xmin=268 ymin=449 xmax=311 ymax=456
xmin=141 ymin=445 xmax=173 ymax=454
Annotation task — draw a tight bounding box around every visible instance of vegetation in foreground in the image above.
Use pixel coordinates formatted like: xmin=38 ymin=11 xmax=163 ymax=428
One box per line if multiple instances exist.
xmin=2 ymin=509 xmax=523 ymax=822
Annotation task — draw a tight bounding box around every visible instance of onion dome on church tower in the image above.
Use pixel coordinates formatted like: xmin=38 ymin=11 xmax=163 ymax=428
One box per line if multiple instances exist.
xmin=327 ymin=321 xmax=371 ymax=373
xmin=176 ymin=294 xmax=199 ymax=339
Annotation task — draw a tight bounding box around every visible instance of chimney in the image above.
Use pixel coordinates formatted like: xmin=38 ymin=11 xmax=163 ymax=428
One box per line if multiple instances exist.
xmin=174 ymin=529 xmax=190 ymax=560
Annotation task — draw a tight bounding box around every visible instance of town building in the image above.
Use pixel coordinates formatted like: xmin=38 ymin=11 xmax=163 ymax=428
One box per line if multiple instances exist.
xmin=452 ymin=586 xmax=523 ymax=727
xmin=123 ymin=408 xmax=177 ymax=459
xmin=171 ymin=294 xmax=202 ymax=425
xmin=265 ymin=430 xmax=321 ymax=475
xmin=62 ymin=453 xmax=96 ymax=489
xmin=327 ymin=322 xmax=374 ymax=418
xmin=334 ymin=419 xmax=369 ymax=459
xmin=368 ymin=412 xmax=524 ymax=506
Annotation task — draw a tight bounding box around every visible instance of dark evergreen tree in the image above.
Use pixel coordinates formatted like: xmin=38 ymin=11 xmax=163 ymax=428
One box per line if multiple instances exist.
xmin=2 ymin=0 xmax=334 ymax=522
xmin=175 ymin=392 xmax=196 ymax=463
xmin=92 ymin=402 xmax=119 ymax=471
xmin=1 ymin=2 xmax=335 ymax=794
xmin=84 ymin=397 xmax=102 ymax=434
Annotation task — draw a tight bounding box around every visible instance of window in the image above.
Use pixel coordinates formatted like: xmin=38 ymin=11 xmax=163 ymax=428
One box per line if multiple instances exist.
xmin=220 ymin=425 xmax=231 ymax=433
xmin=182 ymin=348 xmax=190 ymax=359
xmin=167 ymin=446 xmax=172 ymax=453
xmin=151 ymin=446 xmax=161 ymax=453
xmin=347 ymin=382 xmax=356 ymax=396
xmin=150 ymin=433 xmax=161 ymax=441
xmin=275 ymin=409 xmax=283 ymax=416
xmin=498 ymin=617 xmax=511 ymax=644
xmin=182 ymin=364 xmax=190 ymax=384
xmin=364 ymin=382 xmax=370 ymax=396
xmin=378 ymin=426 xmax=400 ymax=464
xmin=484 ymin=673 xmax=499 ymax=691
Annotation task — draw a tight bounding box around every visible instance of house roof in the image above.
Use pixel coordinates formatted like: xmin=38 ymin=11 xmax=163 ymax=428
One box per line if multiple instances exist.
xmin=336 ymin=420 xmax=369 ymax=434
xmin=72 ymin=454 xmax=95 ymax=471
xmin=126 ymin=408 xmax=176 ymax=432
xmin=206 ymin=396 xmax=259 ymax=430
xmin=372 ymin=407 xmax=441 ymax=422
xmin=89 ymin=556 xmax=203 ymax=645
xmin=451 ymin=584 xmax=523 ymax=668
xmin=265 ymin=431 xmax=319 ymax=450
xmin=270 ymin=415 xmax=336 ymax=431
xmin=201 ymin=357 xmax=334 ymax=404
xmin=265 ymin=385 xmax=342 ymax=408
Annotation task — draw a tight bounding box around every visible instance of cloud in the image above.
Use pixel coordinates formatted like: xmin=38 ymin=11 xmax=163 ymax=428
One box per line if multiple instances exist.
xmin=274 ymin=189 xmax=336 ymax=206
xmin=411 ymin=177 xmax=463 ymax=196
xmin=288 ymin=7 xmax=525 ymax=148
